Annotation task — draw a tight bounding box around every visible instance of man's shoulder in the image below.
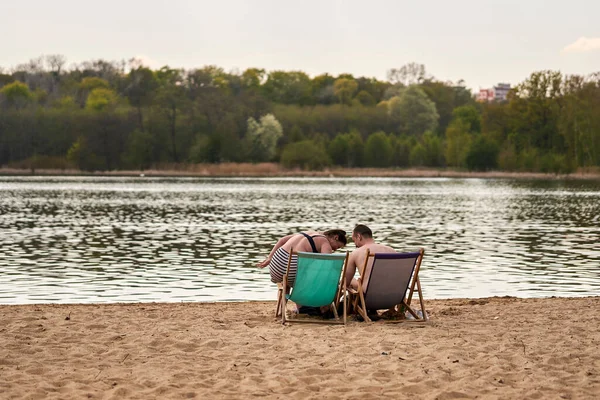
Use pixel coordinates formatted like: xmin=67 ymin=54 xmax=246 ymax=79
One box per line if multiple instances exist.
xmin=350 ymin=246 xmax=369 ymax=257
xmin=366 ymin=242 xmax=396 ymax=253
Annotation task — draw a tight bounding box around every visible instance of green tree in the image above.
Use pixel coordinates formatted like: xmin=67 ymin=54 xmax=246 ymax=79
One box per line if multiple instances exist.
xmin=421 ymin=80 xmax=476 ymax=135
xmin=466 ymin=136 xmax=500 ymax=171
xmin=288 ymin=125 xmax=305 ymax=143
xmin=409 ymin=143 xmax=426 ymax=167
xmin=451 ymin=105 xmax=481 ymax=133
xmin=66 ymin=136 xmax=104 ymax=171
xmin=244 ymin=114 xmax=283 ymax=162
xmin=356 ymin=77 xmax=389 ymax=104
xmin=124 ymin=67 xmax=158 ymax=130
xmin=519 ymin=148 xmax=540 ymax=171
xmin=0 ymin=81 xmax=33 ymax=109
xmin=383 ymin=84 xmax=405 ymax=100
xmin=79 ymin=77 xmax=110 ymax=105
xmin=85 ymin=88 xmax=118 ymax=111
xmin=445 ymin=120 xmax=472 ymax=168
xmin=80 ymin=77 xmax=110 ymax=91
xmin=422 ymin=131 xmax=445 ymax=167
xmin=311 ymin=73 xmax=336 ymax=104
xmin=154 ymin=67 xmax=187 ymax=162
xmin=53 ymin=96 xmax=78 ymax=110
xmin=280 ymin=140 xmax=331 ymax=170
xmin=327 ymin=135 xmax=349 ymax=166
xmin=387 ymin=86 xmax=439 ymax=135
xmin=263 ymin=71 xmax=312 ymax=105
xmin=333 ymin=78 xmax=358 ymax=105
xmin=497 ymin=139 xmax=518 ymax=171
xmin=33 ymin=89 xmax=48 ymax=106
xmin=123 ymin=129 xmax=154 ymax=169
xmin=327 ymin=130 xmax=363 ymax=167
xmin=364 ymin=131 xmax=393 ymax=167
xmin=389 ymin=134 xmax=413 ymax=167
xmin=189 ymin=134 xmax=214 ymax=163
xmin=512 ymin=70 xmax=563 ymax=151
xmin=214 ymin=117 xmax=244 ymax=162
xmin=558 ymin=75 xmax=600 ymax=168
xmin=241 ymin=68 xmax=265 ymax=90
xmin=344 ymin=131 xmax=364 ymax=167
xmin=355 ymin=90 xmax=376 ymax=106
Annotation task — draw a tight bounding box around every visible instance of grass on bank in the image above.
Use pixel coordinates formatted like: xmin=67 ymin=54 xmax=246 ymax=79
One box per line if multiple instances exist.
xmin=1 ymin=161 xmax=599 ymax=179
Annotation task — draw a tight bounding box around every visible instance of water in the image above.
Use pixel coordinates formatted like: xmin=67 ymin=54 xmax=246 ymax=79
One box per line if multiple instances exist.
xmin=0 ymin=176 xmax=599 ymax=304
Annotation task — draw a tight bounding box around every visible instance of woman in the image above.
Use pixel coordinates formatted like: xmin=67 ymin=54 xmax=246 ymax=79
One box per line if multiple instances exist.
xmin=257 ymin=229 xmax=347 ymax=287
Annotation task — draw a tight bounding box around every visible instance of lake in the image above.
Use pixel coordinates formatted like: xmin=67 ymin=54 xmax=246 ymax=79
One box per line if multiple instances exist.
xmin=0 ymin=176 xmax=599 ymax=304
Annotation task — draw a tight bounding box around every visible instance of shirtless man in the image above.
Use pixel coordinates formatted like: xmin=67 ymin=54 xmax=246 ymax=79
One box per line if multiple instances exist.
xmin=257 ymin=229 xmax=347 ymax=287
xmin=345 ymin=224 xmax=396 ymax=291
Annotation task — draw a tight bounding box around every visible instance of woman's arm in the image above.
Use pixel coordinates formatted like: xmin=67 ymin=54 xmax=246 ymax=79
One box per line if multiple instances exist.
xmin=257 ymin=234 xmax=294 ymax=268
xmin=319 ymin=238 xmax=333 ymax=254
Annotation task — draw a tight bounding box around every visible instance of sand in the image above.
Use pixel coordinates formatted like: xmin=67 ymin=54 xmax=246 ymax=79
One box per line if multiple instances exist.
xmin=1 ymin=297 xmax=599 ymax=399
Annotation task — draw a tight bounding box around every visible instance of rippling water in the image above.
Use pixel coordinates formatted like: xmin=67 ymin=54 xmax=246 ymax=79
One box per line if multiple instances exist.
xmin=0 ymin=176 xmax=599 ymax=304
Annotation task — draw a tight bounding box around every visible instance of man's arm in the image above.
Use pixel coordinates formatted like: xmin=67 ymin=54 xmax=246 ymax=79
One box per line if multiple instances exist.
xmin=257 ymin=234 xmax=294 ymax=268
xmin=345 ymin=251 xmax=358 ymax=287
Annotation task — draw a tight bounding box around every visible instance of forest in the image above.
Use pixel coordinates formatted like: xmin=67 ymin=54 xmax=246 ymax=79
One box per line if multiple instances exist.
xmin=1 ymin=56 xmax=599 ymax=172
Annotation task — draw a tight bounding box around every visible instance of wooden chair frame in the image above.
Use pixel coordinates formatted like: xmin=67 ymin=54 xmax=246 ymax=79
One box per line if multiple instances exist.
xmin=350 ymin=248 xmax=427 ymax=324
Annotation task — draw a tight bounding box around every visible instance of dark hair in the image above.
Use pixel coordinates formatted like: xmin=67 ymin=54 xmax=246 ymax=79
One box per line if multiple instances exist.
xmin=353 ymin=224 xmax=372 ymax=239
xmin=324 ymin=229 xmax=347 ymax=245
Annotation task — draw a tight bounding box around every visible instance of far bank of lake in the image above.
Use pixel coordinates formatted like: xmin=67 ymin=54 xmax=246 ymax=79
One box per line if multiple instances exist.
xmin=1 ymin=163 xmax=600 ymax=180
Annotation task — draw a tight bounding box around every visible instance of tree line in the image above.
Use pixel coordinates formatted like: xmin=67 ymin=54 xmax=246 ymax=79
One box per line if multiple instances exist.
xmin=0 ymin=56 xmax=598 ymax=173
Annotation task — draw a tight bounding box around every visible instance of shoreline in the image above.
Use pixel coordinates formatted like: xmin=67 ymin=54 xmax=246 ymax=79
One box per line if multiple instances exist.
xmin=0 ymin=293 xmax=596 ymax=307
xmin=2 ymin=296 xmax=599 ymax=399
xmin=1 ymin=163 xmax=600 ymax=180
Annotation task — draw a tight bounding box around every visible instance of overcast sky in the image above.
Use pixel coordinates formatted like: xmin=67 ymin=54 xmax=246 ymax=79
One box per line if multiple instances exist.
xmin=1 ymin=0 xmax=598 ymax=90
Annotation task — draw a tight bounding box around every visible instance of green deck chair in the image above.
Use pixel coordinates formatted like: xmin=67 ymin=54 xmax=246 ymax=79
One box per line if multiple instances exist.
xmin=278 ymin=249 xmax=349 ymax=325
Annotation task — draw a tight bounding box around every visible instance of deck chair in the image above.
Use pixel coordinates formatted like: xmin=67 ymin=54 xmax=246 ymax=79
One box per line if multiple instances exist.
xmin=276 ymin=249 xmax=349 ymax=325
xmin=351 ymin=248 xmax=427 ymax=323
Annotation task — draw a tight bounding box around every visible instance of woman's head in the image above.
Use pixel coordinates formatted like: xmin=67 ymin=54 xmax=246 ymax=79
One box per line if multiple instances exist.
xmin=324 ymin=229 xmax=347 ymax=251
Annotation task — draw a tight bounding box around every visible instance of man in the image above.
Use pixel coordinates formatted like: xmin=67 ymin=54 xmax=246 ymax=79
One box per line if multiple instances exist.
xmin=345 ymin=224 xmax=396 ymax=291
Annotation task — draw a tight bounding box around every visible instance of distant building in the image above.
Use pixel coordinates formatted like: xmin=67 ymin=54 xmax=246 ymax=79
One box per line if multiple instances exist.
xmin=493 ymin=83 xmax=511 ymax=101
xmin=477 ymin=83 xmax=511 ymax=102
xmin=477 ymin=88 xmax=495 ymax=102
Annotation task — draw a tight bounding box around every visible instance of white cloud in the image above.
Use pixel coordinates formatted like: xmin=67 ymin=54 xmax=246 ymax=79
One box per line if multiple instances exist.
xmin=562 ymin=37 xmax=600 ymax=54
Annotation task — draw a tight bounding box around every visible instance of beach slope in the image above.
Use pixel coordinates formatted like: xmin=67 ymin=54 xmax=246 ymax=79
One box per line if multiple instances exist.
xmin=1 ymin=297 xmax=599 ymax=399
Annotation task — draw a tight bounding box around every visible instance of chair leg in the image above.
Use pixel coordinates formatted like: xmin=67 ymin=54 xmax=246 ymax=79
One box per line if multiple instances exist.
xmin=403 ymin=301 xmax=420 ymax=320
xmin=356 ymin=284 xmax=371 ymax=322
xmin=281 ymin=275 xmax=288 ymax=324
xmin=275 ymin=286 xmax=282 ymax=318
xmin=281 ymin=297 xmax=287 ymax=324
xmin=416 ymin=277 xmax=428 ymax=322
xmin=331 ymin=302 xmax=339 ymax=320
xmin=343 ymin=289 xmax=347 ymax=325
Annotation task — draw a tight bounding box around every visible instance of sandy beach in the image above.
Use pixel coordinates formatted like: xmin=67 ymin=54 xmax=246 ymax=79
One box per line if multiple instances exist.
xmin=1 ymin=297 xmax=599 ymax=399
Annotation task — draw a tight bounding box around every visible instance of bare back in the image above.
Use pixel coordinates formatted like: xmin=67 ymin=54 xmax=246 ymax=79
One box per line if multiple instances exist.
xmin=281 ymin=231 xmax=330 ymax=254
xmin=347 ymin=242 xmax=396 ymax=290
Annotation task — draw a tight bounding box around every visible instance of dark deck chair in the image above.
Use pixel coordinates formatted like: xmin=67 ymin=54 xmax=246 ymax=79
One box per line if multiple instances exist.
xmin=275 ymin=248 xmax=349 ymax=325
xmin=351 ymin=248 xmax=427 ymax=323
